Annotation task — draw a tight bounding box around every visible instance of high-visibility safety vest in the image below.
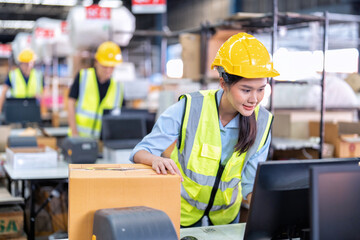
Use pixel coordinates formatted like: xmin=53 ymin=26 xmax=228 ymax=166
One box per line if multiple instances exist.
xmin=9 ymin=68 xmax=43 ymax=98
xmin=170 ymin=89 xmax=273 ymax=226
xmin=71 ymin=68 xmax=123 ymax=138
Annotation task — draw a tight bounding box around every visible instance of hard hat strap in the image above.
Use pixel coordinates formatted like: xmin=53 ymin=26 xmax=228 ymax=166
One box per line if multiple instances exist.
xmin=216 ymin=66 xmax=229 ymax=82
xmin=217 ymin=66 xmax=244 ymax=85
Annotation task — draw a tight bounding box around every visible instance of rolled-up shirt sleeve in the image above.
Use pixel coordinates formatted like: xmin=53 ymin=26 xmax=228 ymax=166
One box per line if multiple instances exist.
xmin=241 ymin=134 xmax=271 ymax=200
xmin=129 ymin=98 xmax=185 ymax=162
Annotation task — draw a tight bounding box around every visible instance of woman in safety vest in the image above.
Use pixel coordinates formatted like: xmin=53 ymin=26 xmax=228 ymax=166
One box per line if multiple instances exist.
xmin=130 ymin=33 xmax=280 ymax=227
xmin=68 ymin=41 xmax=124 ymax=139
xmin=0 ymin=48 xmax=44 ymax=113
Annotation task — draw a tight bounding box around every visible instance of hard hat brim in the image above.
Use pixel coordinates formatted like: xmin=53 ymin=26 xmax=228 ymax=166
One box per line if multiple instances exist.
xmin=97 ymin=59 xmax=122 ymax=67
xmin=18 ymin=59 xmax=34 ymax=63
xmin=211 ymin=63 xmax=280 ymax=78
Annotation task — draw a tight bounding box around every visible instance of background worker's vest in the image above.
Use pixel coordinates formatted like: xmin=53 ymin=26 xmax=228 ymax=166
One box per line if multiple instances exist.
xmin=170 ymin=90 xmax=273 ymax=226
xmin=72 ymin=68 xmax=123 ymax=138
xmin=9 ymin=68 xmax=43 ymax=98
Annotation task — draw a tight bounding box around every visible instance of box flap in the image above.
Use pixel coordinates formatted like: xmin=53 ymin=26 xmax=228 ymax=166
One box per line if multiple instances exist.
xmin=68 ymin=164 xmax=178 ymax=179
xmin=338 ymin=122 xmax=360 ymax=135
xmin=69 ymin=163 xmax=151 ymax=170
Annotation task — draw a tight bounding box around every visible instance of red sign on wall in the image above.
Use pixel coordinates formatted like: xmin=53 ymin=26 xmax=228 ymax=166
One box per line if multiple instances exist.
xmin=35 ymin=28 xmax=55 ymax=39
xmin=60 ymin=21 xmax=68 ymax=34
xmin=85 ymin=5 xmax=111 ymax=19
xmin=132 ymin=0 xmax=166 ymax=14
xmin=0 ymin=44 xmax=11 ymax=57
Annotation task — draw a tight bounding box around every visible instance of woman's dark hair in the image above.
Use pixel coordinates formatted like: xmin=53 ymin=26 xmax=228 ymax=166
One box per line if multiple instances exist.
xmin=222 ymin=71 xmax=257 ymax=155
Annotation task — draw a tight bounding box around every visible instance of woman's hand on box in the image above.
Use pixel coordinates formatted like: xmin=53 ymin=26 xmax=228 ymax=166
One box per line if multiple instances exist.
xmin=152 ymin=157 xmax=184 ymax=182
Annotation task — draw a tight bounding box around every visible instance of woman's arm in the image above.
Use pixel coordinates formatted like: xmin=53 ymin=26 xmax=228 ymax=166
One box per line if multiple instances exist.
xmin=130 ymin=98 xmax=186 ymax=181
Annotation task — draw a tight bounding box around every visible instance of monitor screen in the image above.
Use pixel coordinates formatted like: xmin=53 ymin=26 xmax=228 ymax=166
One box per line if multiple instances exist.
xmin=4 ymin=98 xmax=41 ymax=125
xmin=310 ymin=164 xmax=360 ymax=240
xmin=244 ymin=158 xmax=360 ymax=240
xmin=103 ymin=107 xmax=155 ymax=134
xmin=102 ymin=115 xmax=147 ymax=141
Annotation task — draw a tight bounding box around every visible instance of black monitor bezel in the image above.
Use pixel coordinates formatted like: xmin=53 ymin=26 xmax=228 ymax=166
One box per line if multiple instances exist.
xmin=310 ymin=164 xmax=360 ymax=240
xmin=4 ymin=97 xmax=41 ymax=125
xmin=244 ymin=158 xmax=360 ymax=240
xmin=101 ymin=114 xmax=147 ymax=142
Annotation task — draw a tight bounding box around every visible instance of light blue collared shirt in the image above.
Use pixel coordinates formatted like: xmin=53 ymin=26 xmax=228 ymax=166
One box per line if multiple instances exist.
xmin=130 ymin=89 xmax=271 ymax=199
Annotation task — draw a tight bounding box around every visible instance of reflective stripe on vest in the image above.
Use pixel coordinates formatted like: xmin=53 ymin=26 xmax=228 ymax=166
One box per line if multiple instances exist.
xmin=73 ymin=68 xmax=123 ymax=138
xmin=171 ymin=89 xmax=273 ymax=226
xmin=9 ymin=68 xmax=43 ymax=98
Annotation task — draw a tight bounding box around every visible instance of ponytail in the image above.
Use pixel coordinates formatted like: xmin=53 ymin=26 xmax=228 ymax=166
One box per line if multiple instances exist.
xmin=235 ymin=113 xmax=257 ymax=155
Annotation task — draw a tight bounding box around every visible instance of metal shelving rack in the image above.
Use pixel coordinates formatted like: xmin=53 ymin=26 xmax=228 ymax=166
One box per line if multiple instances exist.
xmin=197 ymin=1 xmax=360 ymax=158
xmin=115 ymin=5 xmax=360 ymax=158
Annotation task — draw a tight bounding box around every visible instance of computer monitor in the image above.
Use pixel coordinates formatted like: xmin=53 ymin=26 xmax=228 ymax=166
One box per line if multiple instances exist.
xmin=103 ymin=107 xmax=155 ymax=134
xmin=310 ymin=164 xmax=360 ymax=240
xmin=101 ymin=114 xmax=147 ymax=149
xmin=243 ymin=158 xmax=360 ymax=240
xmin=4 ymin=98 xmax=41 ymax=125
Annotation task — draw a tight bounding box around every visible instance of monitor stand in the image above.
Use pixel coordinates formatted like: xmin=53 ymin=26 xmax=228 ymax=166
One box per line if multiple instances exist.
xmin=275 ymin=228 xmax=310 ymax=240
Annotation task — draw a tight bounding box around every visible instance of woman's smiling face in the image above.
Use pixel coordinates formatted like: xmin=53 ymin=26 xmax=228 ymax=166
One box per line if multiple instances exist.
xmin=224 ymin=77 xmax=267 ymax=116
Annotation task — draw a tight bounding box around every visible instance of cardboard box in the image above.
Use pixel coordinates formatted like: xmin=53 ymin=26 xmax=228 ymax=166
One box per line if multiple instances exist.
xmin=7 ymin=234 xmax=27 ymax=240
xmin=180 ymin=33 xmax=201 ymax=81
xmin=0 ymin=205 xmax=23 ymax=239
xmin=272 ymin=113 xmax=309 ymax=139
xmin=309 ymin=121 xmax=360 ymax=158
xmin=0 ymin=126 xmax=11 ymax=152
xmin=273 ymin=110 xmax=357 ymax=139
xmin=6 ymin=147 xmax=58 ymax=169
xmin=36 ymin=137 xmax=57 ymax=150
xmin=68 ymin=164 xmax=181 ymax=240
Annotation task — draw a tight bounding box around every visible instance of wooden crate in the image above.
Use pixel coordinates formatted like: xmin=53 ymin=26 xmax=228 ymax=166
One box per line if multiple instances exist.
xmin=0 ymin=205 xmax=23 ymax=239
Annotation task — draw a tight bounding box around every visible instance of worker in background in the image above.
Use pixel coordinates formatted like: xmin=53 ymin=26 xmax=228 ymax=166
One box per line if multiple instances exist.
xmin=131 ymin=33 xmax=279 ymax=227
xmin=0 ymin=48 xmax=44 ymax=113
xmin=67 ymin=41 xmax=124 ymax=138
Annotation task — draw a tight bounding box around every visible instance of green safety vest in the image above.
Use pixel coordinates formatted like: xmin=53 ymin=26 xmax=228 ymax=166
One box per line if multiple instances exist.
xmin=9 ymin=68 xmax=43 ymax=98
xmin=70 ymin=68 xmax=123 ymax=138
xmin=170 ymin=89 xmax=273 ymax=226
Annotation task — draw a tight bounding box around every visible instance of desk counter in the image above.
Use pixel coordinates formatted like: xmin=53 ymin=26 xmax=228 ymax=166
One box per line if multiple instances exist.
xmin=10 ymin=127 xmax=69 ymax=138
xmin=180 ymin=223 xmax=245 ymax=240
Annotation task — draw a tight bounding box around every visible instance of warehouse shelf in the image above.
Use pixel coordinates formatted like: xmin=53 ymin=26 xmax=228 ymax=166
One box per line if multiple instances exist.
xmin=193 ymin=0 xmax=360 ymax=159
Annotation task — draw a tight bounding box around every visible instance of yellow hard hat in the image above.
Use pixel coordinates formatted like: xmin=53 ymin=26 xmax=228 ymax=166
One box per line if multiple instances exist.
xmin=17 ymin=48 xmax=36 ymax=63
xmin=211 ymin=32 xmax=280 ymax=78
xmin=95 ymin=41 xmax=122 ymax=67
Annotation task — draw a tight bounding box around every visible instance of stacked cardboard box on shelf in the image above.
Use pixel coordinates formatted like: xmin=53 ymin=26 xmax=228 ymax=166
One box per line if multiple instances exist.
xmin=309 ymin=121 xmax=360 ymax=158
xmin=180 ymin=33 xmax=201 ymax=81
xmin=272 ymin=110 xmax=357 ymax=139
